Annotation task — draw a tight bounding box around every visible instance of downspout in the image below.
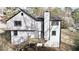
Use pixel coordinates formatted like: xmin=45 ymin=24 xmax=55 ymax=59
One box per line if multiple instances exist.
xmin=41 ymin=20 xmax=44 ymax=39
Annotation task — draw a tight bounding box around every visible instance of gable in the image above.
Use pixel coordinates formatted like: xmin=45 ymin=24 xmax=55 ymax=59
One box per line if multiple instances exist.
xmin=6 ymin=11 xmax=36 ymax=30
xmin=6 ymin=8 xmax=37 ymax=22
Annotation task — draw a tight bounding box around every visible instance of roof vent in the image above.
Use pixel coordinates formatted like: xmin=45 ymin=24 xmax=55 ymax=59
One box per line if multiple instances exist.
xmin=21 ymin=13 xmax=23 ymax=16
xmin=45 ymin=11 xmax=49 ymax=12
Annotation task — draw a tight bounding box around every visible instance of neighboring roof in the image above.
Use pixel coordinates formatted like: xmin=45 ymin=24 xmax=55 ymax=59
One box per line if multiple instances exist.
xmin=50 ymin=16 xmax=61 ymax=21
xmin=36 ymin=16 xmax=44 ymax=21
xmin=6 ymin=8 xmax=38 ymax=22
xmin=36 ymin=16 xmax=61 ymax=21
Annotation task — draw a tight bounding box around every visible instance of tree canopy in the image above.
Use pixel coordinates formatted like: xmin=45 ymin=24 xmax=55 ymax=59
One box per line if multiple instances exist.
xmin=3 ymin=7 xmax=18 ymax=20
xmin=72 ymin=8 xmax=79 ymax=22
xmin=51 ymin=7 xmax=62 ymax=16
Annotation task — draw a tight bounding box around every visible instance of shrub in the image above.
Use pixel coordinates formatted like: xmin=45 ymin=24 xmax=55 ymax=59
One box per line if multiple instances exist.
xmin=74 ymin=32 xmax=79 ymax=51
xmin=61 ymin=19 xmax=68 ymax=29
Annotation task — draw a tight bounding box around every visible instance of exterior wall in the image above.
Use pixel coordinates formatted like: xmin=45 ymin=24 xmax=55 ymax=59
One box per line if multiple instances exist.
xmin=11 ymin=31 xmax=36 ymax=44
xmin=50 ymin=21 xmax=61 ymax=47
xmin=35 ymin=21 xmax=42 ymax=38
xmin=11 ymin=31 xmax=27 ymax=44
xmin=45 ymin=21 xmax=61 ymax=47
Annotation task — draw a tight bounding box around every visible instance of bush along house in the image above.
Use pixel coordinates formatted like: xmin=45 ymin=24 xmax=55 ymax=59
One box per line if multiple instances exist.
xmin=5 ymin=8 xmax=61 ymax=47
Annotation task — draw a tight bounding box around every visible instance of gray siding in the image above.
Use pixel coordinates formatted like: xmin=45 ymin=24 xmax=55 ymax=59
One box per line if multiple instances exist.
xmin=6 ymin=11 xmax=41 ymax=44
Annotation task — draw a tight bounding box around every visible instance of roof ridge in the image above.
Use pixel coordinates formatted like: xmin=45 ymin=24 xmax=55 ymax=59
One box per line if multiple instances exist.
xmin=6 ymin=8 xmax=38 ymax=22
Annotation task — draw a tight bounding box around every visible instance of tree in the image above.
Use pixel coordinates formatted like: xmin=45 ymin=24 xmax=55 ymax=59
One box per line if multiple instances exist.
xmin=64 ymin=7 xmax=72 ymax=12
xmin=3 ymin=7 xmax=18 ymax=20
xmin=25 ymin=7 xmax=44 ymax=16
xmin=62 ymin=7 xmax=75 ymax=27
xmin=51 ymin=7 xmax=62 ymax=16
xmin=32 ymin=7 xmax=44 ymax=16
xmin=64 ymin=7 xmax=72 ymax=17
xmin=72 ymin=8 xmax=79 ymax=23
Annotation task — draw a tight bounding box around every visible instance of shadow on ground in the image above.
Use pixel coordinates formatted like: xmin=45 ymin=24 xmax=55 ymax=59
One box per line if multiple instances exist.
xmin=18 ymin=42 xmax=74 ymax=51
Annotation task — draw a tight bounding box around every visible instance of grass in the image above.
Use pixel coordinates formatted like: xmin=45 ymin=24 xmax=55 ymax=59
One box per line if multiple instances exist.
xmin=74 ymin=31 xmax=79 ymax=51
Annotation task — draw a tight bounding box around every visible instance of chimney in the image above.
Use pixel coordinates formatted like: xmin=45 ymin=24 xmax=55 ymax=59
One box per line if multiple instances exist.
xmin=44 ymin=11 xmax=50 ymax=40
xmin=44 ymin=11 xmax=50 ymax=21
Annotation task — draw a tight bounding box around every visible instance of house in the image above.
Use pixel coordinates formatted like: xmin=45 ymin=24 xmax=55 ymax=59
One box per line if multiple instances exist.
xmin=5 ymin=8 xmax=61 ymax=47
xmin=6 ymin=8 xmax=42 ymax=45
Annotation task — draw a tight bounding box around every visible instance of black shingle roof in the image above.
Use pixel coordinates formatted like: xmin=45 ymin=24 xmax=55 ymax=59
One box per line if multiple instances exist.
xmin=36 ymin=16 xmax=61 ymax=21
xmin=50 ymin=16 xmax=61 ymax=21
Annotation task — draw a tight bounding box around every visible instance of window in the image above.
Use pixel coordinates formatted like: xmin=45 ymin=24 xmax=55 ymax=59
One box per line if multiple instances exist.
xmin=52 ymin=31 xmax=56 ymax=36
xmin=14 ymin=21 xmax=21 ymax=26
xmin=14 ymin=31 xmax=17 ymax=36
xmin=51 ymin=21 xmax=59 ymax=25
